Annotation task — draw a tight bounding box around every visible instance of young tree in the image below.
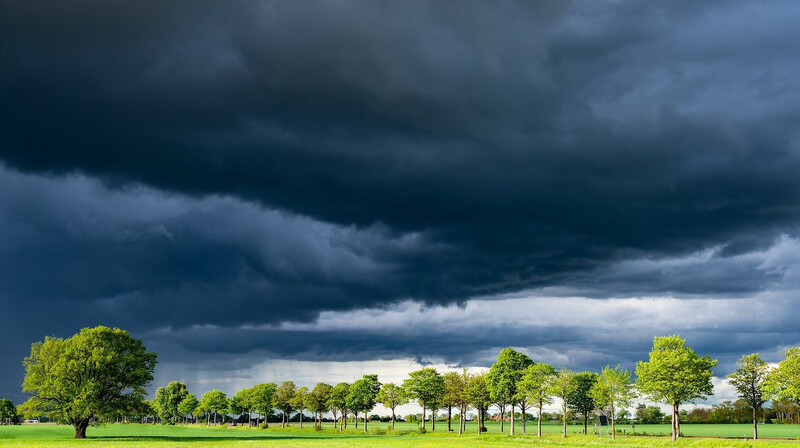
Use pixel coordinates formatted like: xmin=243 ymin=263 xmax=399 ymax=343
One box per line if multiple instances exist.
xmin=177 ymin=394 xmax=199 ymax=425
xmin=548 ymin=368 xmax=576 ymax=438
xmin=228 ymin=388 xmax=250 ymax=426
xmin=291 ymin=386 xmax=309 ymax=429
xmin=273 ymin=381 xmax=296 ymax=428
xmin=636 ymin=335 xmax=717 ymax=441
xmin=728 ymin=353 xmax=771 ymax=439
xmin=403 ymin=368 xmax=444 ymax=431
xmin=347 ymin=374 xmax=381 ymax=433
xmin=376 ymin=382 xmax=408 ymax=430
xmin=20 ymin=326 xmax=157 ymax=438
xmin=590 ymin=365 xmax=635 ymax=440
xmin=442 ymin=371 xmax=464 ymax=433
xmin=566 ymin=371 xmax=598 ymax=434
xmin=519 ymin=362 xmax=556 ymax=438
xmin=155 ymin=381 xmax=190 ymax=425
xmin=0 ymin=399 xmax=18 ymax=425
xmin=250 ymin=382 xmax=277 ymax=427
xmin=465 ymin=372 xmax=491 ymax=435
xmin=199 ymin=390 xmax=228 ymax=426
xmin=327 ymin=382 xmax=350 ymax=431
xmin=456 ymin=369 xmax=471 ymax=435
xmin=307 ymin=383 xmax=332 ymax=429
xmin=486 ymin=348 xmax=533 ymax=435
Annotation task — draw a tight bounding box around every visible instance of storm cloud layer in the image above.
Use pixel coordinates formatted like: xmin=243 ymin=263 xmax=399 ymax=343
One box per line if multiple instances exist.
xmin=2 ymin=1 xmax=800 ymax=399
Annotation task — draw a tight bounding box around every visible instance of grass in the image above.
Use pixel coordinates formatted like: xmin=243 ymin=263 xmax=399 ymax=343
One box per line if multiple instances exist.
xmin=0 ymin=421 xmax=798 ymax=448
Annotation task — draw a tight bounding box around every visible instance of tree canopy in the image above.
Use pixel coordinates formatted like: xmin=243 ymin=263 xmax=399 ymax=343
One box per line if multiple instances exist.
xmin=635 ymin=335 xmax=717 ymax=441
xmin=566 ymin=371 xmax=598 ymax=435
xmin=155 ymin=381 xmax=189 ymax=425
xmin=403 ymin=368 xmax=444 ymax=431
xmin=486 ymin=348 xmax=532 ymax=435
xmin=20 ymin=326 xmax=157 ymax=438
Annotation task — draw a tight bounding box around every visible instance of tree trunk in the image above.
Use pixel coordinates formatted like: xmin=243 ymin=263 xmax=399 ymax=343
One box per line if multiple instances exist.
xmin=583 ymin=411 xmax=588 ymax=435
xmin=355 ymin=411 xmax=359 ymax=429
xmin=510 ymin=403 xmax=515 ymax=435
xmin=299 ymin=411 xmax=303 ymax=430
xmin=671 ymin=403 xmax=678 ymax=441
xmin=477 ymin=408 xmax=482 ymax=435
xmin=447 ymin=406 xmax=452 ymax=432
xmin=753 ymin=406 xmax=758 ymax=440
xmin=422 ymin=406 xmax=426 ymax=430
xmin=432 ymin=410 xmax=435 ymax=432
xmin=538 ymin=402 xmax=543 ymax=438
xmin=611 ymin=403 xmax=616 ymax=441
xmin=521 ymin=402 xmax=527 ymax=433
xmin=74 ymin=419 xmax=89 ymax=439
xmin=343 ymin=411 xmax=347 ymax=430
xmin=364 ymin=413 xmax=368 ymax=433
xmin=391 ymin=408 xmax=396 ymax=430
xmin=561 ymin=402 xmax=567 ymax=438
xmin=500 ymin=404 xmax=504 ymax=432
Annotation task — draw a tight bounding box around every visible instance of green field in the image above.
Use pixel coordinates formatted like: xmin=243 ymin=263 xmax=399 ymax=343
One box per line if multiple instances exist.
xmin=1 ymin=421 xmax=799 ymax=448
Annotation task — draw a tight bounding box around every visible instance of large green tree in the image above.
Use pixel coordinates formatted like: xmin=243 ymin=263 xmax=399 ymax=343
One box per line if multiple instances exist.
xmin=590 ymin=365 xmax=635 ymax=440
xmin=327 ymin=382 xmax=350 ymax=431
xmin=566 ymin=371 xmax=598 ymax=435
xmin=376 ymin=382 xmax=407 ymax=430
xmin=486 ymin=348 xmax=533 ymax=435
xmin=519 ymin=362 xmax=555 ymax=437
xmin=20 ymin=326 xmax=157 ymax=438
xmin=273 ymin=381 xmax=296 ymax=428
xmin=728 ymin=353 xmax=771 ymax=439
xmin=155 ymin=381 xmax=189 ymax=425
xmin=347 ymin=374 xmax=381 ymax=433
xmin=250 ymin=382 xmax=277 ymax=427
xmin=403 ymin=368 xmax=444 ymax=431
xmin=636 ymin=335 xmax=717 ymax=441
xmin=548 ymin=368 xmax=576 ymax=438
xmin=306 ymin=383 xmax=332 ymax=429
xmin=442 ymin=371 xmax=464 ymax=433
xmin=228 ymin=388 xmax=250 ymax=426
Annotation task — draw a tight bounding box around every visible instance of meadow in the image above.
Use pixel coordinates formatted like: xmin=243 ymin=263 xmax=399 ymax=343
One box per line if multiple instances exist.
xmin=1 ymin=421 xmax=799 ymax=448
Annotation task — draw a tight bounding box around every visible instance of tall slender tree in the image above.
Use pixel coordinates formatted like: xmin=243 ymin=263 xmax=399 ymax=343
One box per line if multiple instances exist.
xmin=250 ymin=383 xmax=277 ymax=427
xmin=177 ymin=394 xmax=198 ymax=424
xmin=291 ymin=386 xmax=309 ymax=429
xmin=590 ymin=365 xmax=635 ymax=440
xmin=327 ymin=382 xmax=350 ymax=431
xmin=519 ymin=363 xmax=556 ymax=438
xmin=486 ymin=348 xmax=533 ymax=435
xmin=403 ymin=368 xmax=444 ymax=431
xmin=465 ymin=372 xmax=491 ymax=435
xmin=548 ymin=368 xmax=577 ymax=438
xmin=347 ymin=374 xmax=381 ymax=433
xmin=376 ymin=383 xmax=408 ymax=430
xmin=728 ymin=353 xmax=771 ymax=440
xmin=566 ymin=372 xmax=598 ymax=434
xmin=273 ymin=381 xmax=296 ymax=428
xmin=307 ymin=383 xmax=332 ymax=429
xmin=636 ymin=335 xmax=717 ymax=441
xmin=442 ymin=371 xmax=464 ymax=433
xmin=198 ymin=390 xmax=228 ymax=426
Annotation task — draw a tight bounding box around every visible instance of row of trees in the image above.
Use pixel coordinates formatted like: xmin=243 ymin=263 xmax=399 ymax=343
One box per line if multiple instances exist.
xmin=13 ymin=326 xmax=800 ymax=442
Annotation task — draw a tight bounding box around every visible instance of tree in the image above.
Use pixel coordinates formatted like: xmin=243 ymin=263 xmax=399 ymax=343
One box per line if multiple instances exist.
xmin=486 ymin=348 xmax=532 ymax=435
xmin=728 ymin=353 xmax=771 ymax=439
xmin=307 ymin=383 xmax=332 ymax=429
xmin=403 ymin=368 xmax=444 ymax=431
xmin=590 ymin=365 xmax=635 ymax=440
xmin=347 ymin=374 xmax=381 ymax=433
xmin=250 ymin=383 xmax=277 ymax=427
xmin=566 ymin=371 xmax=597 ymax=435
xmin=765 ymin=347 xmax=800 ymax=403
xmin=177 ymin=394 xmax=198 ymax=424
xmin=20 ymin=326 xmax=157 ymax=438
xmin=198 ymin=390 xmax=228 ymax=426
xmin=0 ymin=399 xmax=18 ymax=425
xmin=548 ymin=368 xmax=576 ymax=438
xmin=465 ymin=372 xmax=491 ymax=435
xmin=442 ymin=372 xmax=464 ymax=433
xmin=155 ymin=381 xmax=189 ymax=425
xmin=291 ymin=386 xmax=309 ymax=429
xmin=229 ymin=388 xmax=250 ymax=426
xmin=328 ymin=382 xmax=350 ymax=431
xmin=519 ymin=362 xmax=555 ymax=437
xmin=376 ymin=382 xmax=408 ymax=430
xmin=273 ymin=381 xmax=296 ymax=428
xmin=635 ymin=335 xmax=717 ymax=441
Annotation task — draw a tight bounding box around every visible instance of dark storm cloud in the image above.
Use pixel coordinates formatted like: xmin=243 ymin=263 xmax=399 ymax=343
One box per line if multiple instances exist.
xmin=4 ymin=0 xmax=800 ymax=303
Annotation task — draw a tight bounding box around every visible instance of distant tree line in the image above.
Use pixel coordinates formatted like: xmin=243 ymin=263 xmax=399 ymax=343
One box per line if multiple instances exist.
xmin=9 ymin=326 xmax=800 ymax=442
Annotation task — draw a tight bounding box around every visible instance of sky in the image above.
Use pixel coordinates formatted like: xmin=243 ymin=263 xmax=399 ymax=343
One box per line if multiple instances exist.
xmin=2 ymin=0 xmax=800 ymax=415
